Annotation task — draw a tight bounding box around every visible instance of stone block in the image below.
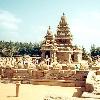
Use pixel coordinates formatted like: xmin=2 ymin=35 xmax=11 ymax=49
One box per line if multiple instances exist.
xmin=96 ymin=71 xmax=100 ymax=75
xmin=32 ymin=71 xmax=37 ymax=79
xmin=36 ymin=71 xmax=44 ymax=79
xmin=75 ymin=81 xmax=85 ymax=87
xmin=66 ymin=82 xmax=75 ymax=87
xmin=92 ymin=67 xmax=100 ymax=70
xmin=85 ymin=84 xmax=94 ymax=93
xmin=62 ymin=66 xmax=68 ymax=70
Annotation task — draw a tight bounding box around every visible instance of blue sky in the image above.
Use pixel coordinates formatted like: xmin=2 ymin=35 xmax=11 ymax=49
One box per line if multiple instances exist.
xmin=0 ymin=0 xmax=100 ymax=51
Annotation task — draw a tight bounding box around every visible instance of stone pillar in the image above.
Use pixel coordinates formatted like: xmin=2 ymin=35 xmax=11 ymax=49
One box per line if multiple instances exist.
xmin=48 ymin=51 xmax=52 ymax=64
xmin=16 ymin=81 xmax=20 ymax=97
xmin=41 ymin=51 xmax=45 ymax=58
xmin=53 ymin=51 xmax=57 ymax=62
xmin=74 ymin=51 xmax=82 ymax=62
xmin=50 ymin=51 xmax=53 ymax=63
xmin=66 ymin=52 xmax=71 ymax=63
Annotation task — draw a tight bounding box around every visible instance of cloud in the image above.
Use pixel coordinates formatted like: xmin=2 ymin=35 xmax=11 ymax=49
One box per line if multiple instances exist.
xmin=0 ymin=10 xmax=22 ymax=33
xmin=70 ymin=11 xmax=100 ymax=51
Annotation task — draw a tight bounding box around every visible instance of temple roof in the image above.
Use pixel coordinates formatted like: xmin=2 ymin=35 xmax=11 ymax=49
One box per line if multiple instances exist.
xmin=56 ymin=13 xmax=72 ymax=40
xmin=59 ymin=13 xmax=67 ymax=26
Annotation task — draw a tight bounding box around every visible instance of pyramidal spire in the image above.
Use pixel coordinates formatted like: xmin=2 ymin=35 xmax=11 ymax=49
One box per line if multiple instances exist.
xmin=49 ymin=26 xmax=50 ymax=29
xmin=57 ymin=13 xmax=70 ymax=31
xmin=56 ymin=13 xmax=72 ymax=38
xmin=59 ymin=13 xmax=67 ymax=26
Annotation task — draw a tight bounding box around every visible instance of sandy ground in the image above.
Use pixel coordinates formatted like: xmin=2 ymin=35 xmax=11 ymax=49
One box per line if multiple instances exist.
xmin=0 ymin=83 xmax=99 ymax=100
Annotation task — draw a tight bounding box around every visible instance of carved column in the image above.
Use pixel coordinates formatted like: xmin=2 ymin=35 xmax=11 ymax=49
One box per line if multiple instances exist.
xmin=74 ymin=51 xmax=82 ymax=62
xmin=41 ymin=51 xmax=45 ymax=58
xmin=52 ymin=50 xmax=57 ymax=62
xmin=66 ymin=52 xmax=71 ymax=63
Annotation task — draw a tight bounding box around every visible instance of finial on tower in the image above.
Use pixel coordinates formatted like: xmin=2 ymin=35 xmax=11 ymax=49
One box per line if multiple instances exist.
xmin=63 ymin=12 xmax=65 ymax=16
xmin=49 ymin=26 xmax=50 ymax=30
xmin=47 ymin=26 xmax=52 ymax=35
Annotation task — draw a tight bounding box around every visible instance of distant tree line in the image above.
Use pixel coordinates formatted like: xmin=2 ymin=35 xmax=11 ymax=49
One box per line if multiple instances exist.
xmin=90 ymin=44 xmax=100 ymax=59
xmin=0 ymin=41 xmax=100 ymax=59
xmin=82 ymin=44 xmax=100 ymax=60
xmin=0 ymin=41 xmax=42 ymax=57
xmin=82 ymin=46 xmax=89 ymax=60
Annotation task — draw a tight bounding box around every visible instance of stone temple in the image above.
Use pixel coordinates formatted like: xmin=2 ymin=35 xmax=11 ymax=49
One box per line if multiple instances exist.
xmin=41 ymin=13 xmax=82 ymax=66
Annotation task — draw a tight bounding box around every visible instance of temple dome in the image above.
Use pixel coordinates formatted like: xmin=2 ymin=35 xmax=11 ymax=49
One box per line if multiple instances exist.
xmin=61 ymin=13 xmax=66 ymax=20
xmin=47 ymin=26 xmax=52 ymax=35
xmin=59 ymin=13 xmax=67 ymax=26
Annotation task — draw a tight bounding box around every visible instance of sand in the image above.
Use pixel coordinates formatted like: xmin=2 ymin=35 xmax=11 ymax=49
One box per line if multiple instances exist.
xmin=0 ymin=83 xmax=99 ymax=100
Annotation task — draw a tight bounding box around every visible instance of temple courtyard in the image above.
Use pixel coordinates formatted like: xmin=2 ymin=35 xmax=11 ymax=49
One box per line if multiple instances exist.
xmin=0 ymin=83 xmax=99 ymax=100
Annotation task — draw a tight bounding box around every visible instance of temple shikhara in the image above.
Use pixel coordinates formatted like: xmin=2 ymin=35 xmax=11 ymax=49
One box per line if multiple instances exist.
xmin=41 ymin=13 xmax=82 ymax=66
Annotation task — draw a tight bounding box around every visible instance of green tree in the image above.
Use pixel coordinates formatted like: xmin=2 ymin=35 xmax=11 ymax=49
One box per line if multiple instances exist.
xmin=82 ymin=46 xmax=88 ymax=60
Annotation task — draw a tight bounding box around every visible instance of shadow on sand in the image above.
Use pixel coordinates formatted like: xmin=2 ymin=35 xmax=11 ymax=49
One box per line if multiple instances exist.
xmin=7 ymin=96 xmax=18 ymax=98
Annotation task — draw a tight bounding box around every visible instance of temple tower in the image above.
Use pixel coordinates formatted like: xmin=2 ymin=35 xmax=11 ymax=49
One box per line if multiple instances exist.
xmin=55 ymin=13 xmax=73 ymax=63
xmin=55 ymin=13 xmax=73 ymax=48
xmin=41 ymin=26 xmax=57 ymax=64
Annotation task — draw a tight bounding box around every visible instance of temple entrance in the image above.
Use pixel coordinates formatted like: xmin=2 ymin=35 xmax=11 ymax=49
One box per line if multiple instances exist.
xmin=71 ymin=54 xmax=74 ymax=62
xmin=45 ymin=51 xmax=50 ymax=58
